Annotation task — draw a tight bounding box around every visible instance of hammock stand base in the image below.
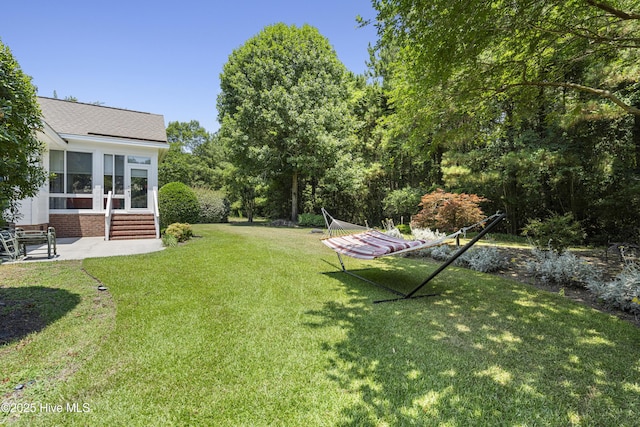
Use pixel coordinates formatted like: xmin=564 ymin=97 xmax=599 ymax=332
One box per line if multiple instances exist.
xmin=326 ymin=212 xmax=506 ymax=304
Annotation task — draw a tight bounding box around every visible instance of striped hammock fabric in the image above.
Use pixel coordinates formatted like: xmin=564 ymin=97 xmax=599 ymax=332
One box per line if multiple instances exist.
xmin=321 ymin=229 xmax=453 ymax=260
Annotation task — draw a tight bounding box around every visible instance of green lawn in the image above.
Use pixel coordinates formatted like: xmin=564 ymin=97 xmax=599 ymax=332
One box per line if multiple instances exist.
xmin=1 ymin=224 xmax=640 ymax=426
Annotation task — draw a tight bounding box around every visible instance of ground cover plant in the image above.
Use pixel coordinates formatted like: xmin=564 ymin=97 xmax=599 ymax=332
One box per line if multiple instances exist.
xmin=1 ymin=224 xmax=640 ymax=425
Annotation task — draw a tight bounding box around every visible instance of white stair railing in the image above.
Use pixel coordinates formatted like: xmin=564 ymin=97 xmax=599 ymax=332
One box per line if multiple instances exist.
xmin=152 ymin=187 xmax=160 ymax=239
xmin=105 ymin=191 xmax=113 ymax=241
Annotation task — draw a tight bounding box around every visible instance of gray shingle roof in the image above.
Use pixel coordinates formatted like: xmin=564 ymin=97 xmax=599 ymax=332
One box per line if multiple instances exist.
xmin=38 ymin=97 xmax=167 ymax=143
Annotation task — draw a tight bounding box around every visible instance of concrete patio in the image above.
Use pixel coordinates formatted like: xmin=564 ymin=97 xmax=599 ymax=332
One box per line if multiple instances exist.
xmin=16 ymin=237 xmax=164 ymax=262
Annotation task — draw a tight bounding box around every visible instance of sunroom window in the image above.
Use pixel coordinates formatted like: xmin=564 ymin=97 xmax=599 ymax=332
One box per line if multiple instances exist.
xmin=103 ymin=154 xmax=125 ymax=209
xmin=49 ymin=150 xmax=93 ymax=209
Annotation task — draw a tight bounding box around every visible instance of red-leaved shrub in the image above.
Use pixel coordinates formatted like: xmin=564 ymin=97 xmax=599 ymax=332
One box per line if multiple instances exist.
xmin=411 ymin=189 xmax=487 ymax=232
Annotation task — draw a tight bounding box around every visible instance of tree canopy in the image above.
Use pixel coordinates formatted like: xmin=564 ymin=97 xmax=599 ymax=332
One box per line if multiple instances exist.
xmin=372 ymin=0 xmax=640 ymax=118
xmin=168 ymin=7 xmax=638 ymax=241
xmin=362 ymin=0 xmax=640 ymax=239
xmin=217 ymin=23 xmax=353 ymax=221
xmin=0 ymin=39 xmax=46 ymax=223
xmin=159 ymin=121 xmax=226 ymax=189
xmin=166 ymin=120 xmax=212 ymax=153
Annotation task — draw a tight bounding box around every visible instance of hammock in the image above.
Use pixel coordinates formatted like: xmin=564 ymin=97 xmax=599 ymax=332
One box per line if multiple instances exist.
xmin=321 ymin=209 xmax=499 ymax=260
xmin=321 ymin=229 xmax=450 ymax=260
xmin=322 ymin=228 xmax=460 ymax=260
xmin=320 ymin=209 xmax=506 ymax=302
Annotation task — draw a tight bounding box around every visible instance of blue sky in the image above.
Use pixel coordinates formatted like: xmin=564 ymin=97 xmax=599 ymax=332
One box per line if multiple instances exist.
xmin=3 ymin=1 xmax=379 ymax=133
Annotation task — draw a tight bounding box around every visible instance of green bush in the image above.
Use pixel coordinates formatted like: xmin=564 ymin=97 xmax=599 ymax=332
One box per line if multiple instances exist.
xmin=419 ymin=245 xmax=508 ymax=273
xmin=297 ymin=213 xmax=325 ymax=227
xmin=458 ymin=247 xmax=509 ymax=273
xmin=525 ymin=249 xmax=599 ymax=286
xmin=193 ymin=188 xmax=229 ymax=223
xmin=164 ymin=223 xmax=193 ymax=243
xmin=586 ymin=263 xmax=640 ymax=314
xmin=158 ymin=182 xmax=199 ymax=228
xmin=397 ymin=224 xmax=411 ymax=235
xmin=522 ymin=212 xmax=585 ymax=253
xmin=161 ymin=233 xmax=178 ymax=247
xmin=382 ymin=187 xmax=423 ymax=220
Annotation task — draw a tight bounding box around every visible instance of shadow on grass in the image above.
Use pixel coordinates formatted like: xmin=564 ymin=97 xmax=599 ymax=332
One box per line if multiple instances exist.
xmin=321 ymin=256 xmax=449 ymax=300
xmin=311 ymin=257 xmax=640 ymax=425
xmin=0 ymin=287 xmax=80 ymax=346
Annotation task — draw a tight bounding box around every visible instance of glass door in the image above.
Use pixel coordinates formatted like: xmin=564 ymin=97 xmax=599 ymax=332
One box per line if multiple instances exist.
xmin=126 ymin=165 xmax=150 ymax=210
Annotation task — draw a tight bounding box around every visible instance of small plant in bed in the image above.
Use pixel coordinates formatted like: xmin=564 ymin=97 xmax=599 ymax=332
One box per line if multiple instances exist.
xmin=163 ymin=222 xmax=193 ymax=246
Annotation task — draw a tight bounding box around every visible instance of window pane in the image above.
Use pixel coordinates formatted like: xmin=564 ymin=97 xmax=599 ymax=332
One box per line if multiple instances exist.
xmin=103 ymin=197 xmax=125 ymax=210
xmin=113 ymin=198 xmax=125 ymax=210
xmin=104 ymin=154 xmax=113 ymax=175
xmin=66 ymin=152 xmax=92 ymax=193
xmin=104 ymin=175 xmax=113 ymax=194
xmin=49 ymin=150 xmax=65 ymax=193
xmin=131 ymin=168 xmax=148 ymax=178
xmin=50 ymin=174 xmax=64 ymax=193
xmin=50 ymin=197 xmax=92 ymax=209
xmin=49 ymin=197 xmax=66 ymax=209
xmin=104 ymin=154 xmax=113 ymax=194
xmin=67 ymin=152 xmax=92 ymax=174
xmin=67 ymin=173 xmax=92 ymax=193
xmin=50 ymin=150 xmax=64 ymax=173
xmin=127 ymin=155 xmax=151 ymax=165
xmin=115 ymin=155 xmax=124 ymax=194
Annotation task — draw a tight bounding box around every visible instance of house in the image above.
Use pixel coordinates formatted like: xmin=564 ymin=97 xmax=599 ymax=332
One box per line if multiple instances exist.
xmin=15 ymin=97 xmax=168 ymax=239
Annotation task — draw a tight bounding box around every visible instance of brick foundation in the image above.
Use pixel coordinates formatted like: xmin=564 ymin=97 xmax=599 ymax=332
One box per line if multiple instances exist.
xmin=49 ymin=214 xmax=105 ymax=238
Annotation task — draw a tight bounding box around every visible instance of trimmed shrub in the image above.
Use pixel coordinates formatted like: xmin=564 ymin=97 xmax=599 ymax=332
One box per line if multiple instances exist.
xmin=298 ymin=213 xmax=325 ymax=227
xmin=164 ymin=222 xmax=193 ymax=243
xmin=158 ymin=182 xmax=199 ymax=228
xmin=412 ymin=227 xmax=446 ymax=242
xmin=586 ymin=263 xmax=640 ymax=314
xmin=193 ymin=188 xmax=229 ymax=224
xmin=426 ymin=244 xmax=453 ymax=262
xmin=525 ymin=249 xmax=599 ymax=286
xmin=420 ymin=244 xmax=509 ymax=273
xmin=522 ymin=212 xmax=585 ymax=253
xmin=458 ymin=247 xmax=509 ymax=273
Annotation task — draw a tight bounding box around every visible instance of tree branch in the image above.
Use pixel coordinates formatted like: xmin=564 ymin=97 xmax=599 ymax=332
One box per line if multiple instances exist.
xmin=584 ymin=0 xmax=640 ymax=20
xmin=507 ymin=80 xmax=640 ymax=116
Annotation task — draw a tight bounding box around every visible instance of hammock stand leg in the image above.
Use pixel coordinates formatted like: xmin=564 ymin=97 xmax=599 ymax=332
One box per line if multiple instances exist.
xmin=374 ymin=213 xmax=506 ymax=304
xmin=336 ymin=252 xmax=407 ymax=297
xmin=323 ymin=208 xmax=405 ymax=297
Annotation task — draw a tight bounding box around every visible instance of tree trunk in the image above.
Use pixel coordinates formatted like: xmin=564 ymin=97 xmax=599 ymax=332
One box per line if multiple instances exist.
xmin=291 ymin=171 xmax=299 ymax=222
xmin=634 ymin=100 xmax=640 ymax=174
xmin=243 ymin=187 xmax=254 ymax=223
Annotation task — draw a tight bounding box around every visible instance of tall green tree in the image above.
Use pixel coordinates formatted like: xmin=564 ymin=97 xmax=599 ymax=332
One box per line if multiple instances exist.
xmin=166 ymin=120 xmax=212 ymax=153
xmin=218 ymin=23 xmax=353 ymax=221
xmin=159 ymin=121 xmax=225 ymax=189
xmin=0 ymin=39 xmax=46 ymax=223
